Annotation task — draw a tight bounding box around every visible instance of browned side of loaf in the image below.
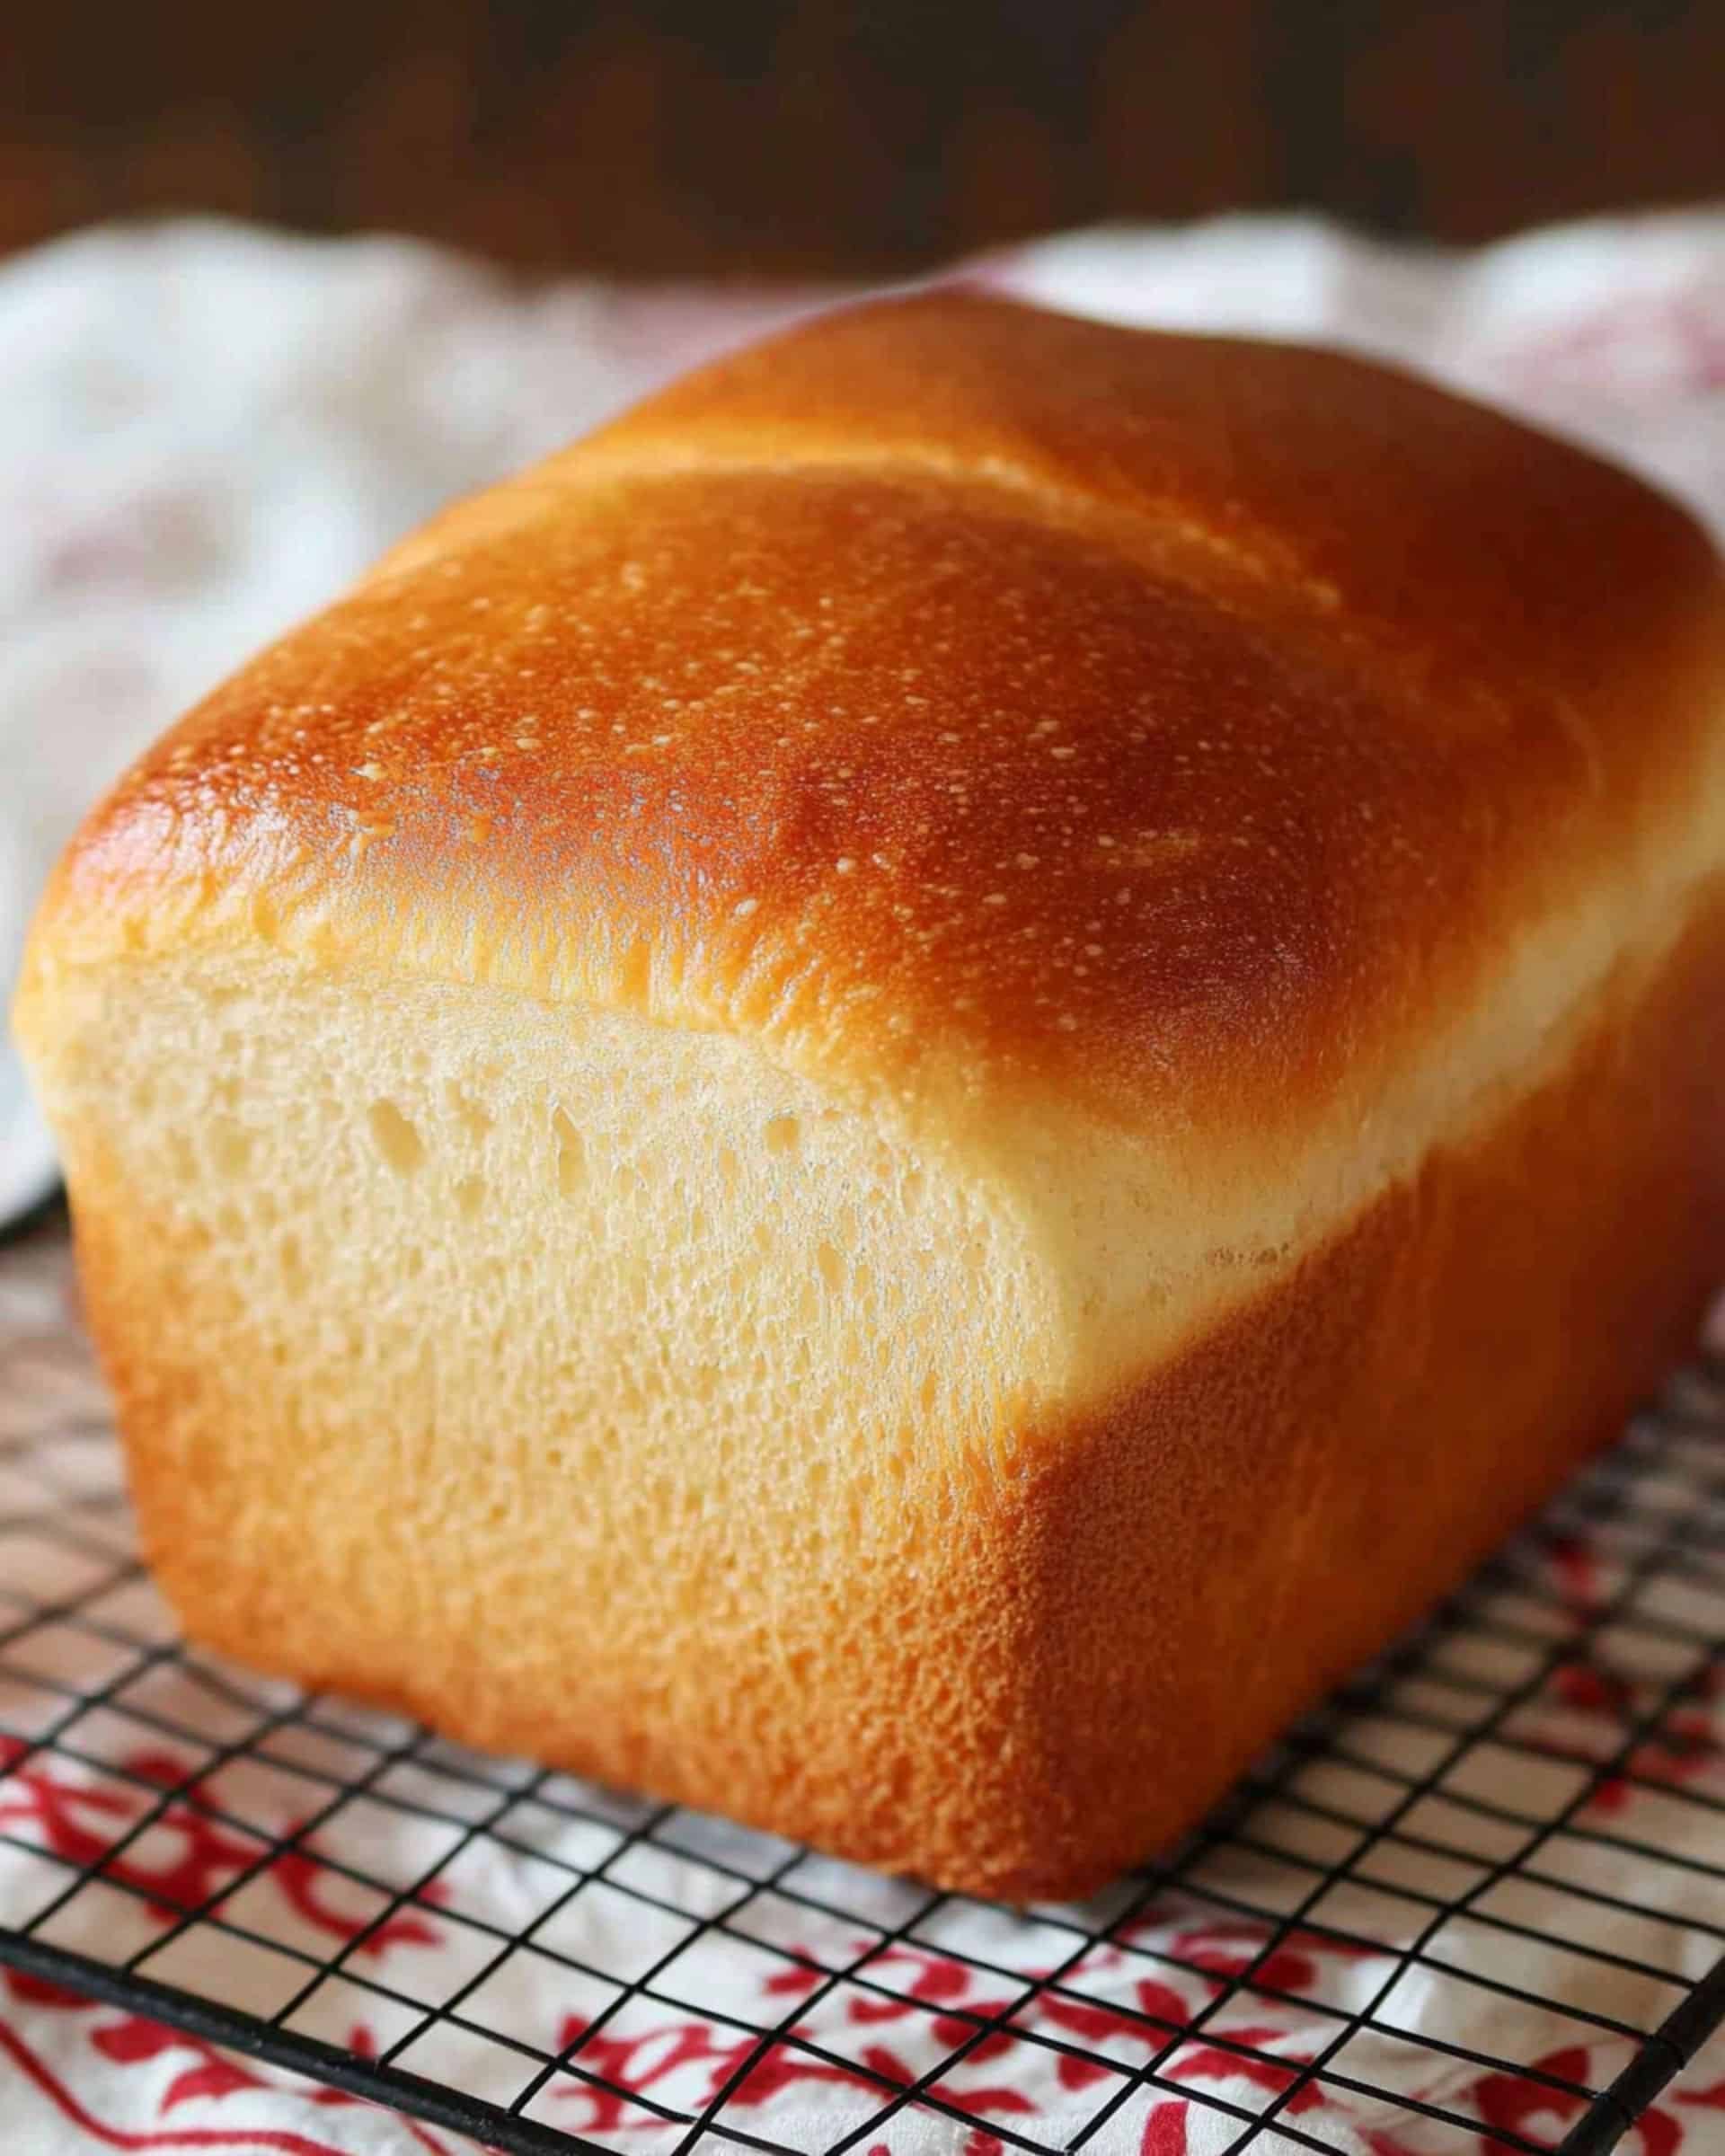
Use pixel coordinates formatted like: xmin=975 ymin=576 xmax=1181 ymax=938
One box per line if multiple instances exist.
xmin=1007 ymin=880 xmax=1725 ymax=1897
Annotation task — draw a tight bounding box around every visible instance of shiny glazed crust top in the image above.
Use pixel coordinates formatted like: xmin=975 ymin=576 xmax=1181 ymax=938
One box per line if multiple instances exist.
xmin=22 ymin=294 xmax=1725 ymax=1180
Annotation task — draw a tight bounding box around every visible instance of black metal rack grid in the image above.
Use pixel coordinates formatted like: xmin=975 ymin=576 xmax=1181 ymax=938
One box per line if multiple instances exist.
xmin=2 ymin=1212 xmax=1724 ymax=2156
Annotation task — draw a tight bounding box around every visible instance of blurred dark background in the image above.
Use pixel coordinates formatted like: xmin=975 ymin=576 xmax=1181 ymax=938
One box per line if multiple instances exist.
xmin=4 ymin=0 xmax=1725 ymax=276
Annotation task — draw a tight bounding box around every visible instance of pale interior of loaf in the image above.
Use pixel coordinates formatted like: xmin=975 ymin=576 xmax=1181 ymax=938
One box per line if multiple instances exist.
xmin=46 ymin=958 xmax=1075 ymax=1512
xmin=43 ymin=958 xmax=1151 ymax=1844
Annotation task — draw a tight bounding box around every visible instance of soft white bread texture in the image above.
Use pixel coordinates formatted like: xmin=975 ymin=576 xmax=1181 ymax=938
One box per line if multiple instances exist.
xmin=16 ymin=295 xmax=1725 ymax=1898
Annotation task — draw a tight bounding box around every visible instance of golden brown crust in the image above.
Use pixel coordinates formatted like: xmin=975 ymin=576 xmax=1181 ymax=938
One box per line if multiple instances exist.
xmin=29 ymin=295 xmax=1725 ymax=1153
xmin=70 ymin=879 xmax=1725 ymax=1899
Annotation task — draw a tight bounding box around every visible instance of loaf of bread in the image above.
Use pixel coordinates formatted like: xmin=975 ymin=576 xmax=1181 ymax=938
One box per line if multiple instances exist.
xmin=16 ymin=296 xmax=1725 ymax=1899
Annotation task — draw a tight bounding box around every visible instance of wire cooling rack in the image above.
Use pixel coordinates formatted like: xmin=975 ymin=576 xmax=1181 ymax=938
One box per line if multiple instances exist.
xmin=2 ymin=1212 xmax=1724 ymax=2156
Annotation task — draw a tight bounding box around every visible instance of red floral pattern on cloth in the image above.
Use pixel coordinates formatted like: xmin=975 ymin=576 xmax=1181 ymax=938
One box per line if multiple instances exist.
xmin=4 ymin=213 xmax=1725 ymax=2150
xmin=6 ymin=1892 xmax=1721 ymax=2156
xmin=2 ymin=1974 xmax=473 ymax=2152
xmin=0 ymin=1736 xmax=447 ymax=1951
xmin=4 ymin=1681 xmax=1724 ymax=2153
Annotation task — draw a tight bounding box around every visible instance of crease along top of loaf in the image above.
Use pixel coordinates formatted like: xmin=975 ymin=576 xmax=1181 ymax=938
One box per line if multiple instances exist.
xmin=369 ymin=433 xmax=1342 ymax=620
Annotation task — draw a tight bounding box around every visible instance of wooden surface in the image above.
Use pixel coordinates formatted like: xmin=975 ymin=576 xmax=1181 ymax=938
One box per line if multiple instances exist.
xmin=4 ymin=1 xmax=1725 ymax=275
